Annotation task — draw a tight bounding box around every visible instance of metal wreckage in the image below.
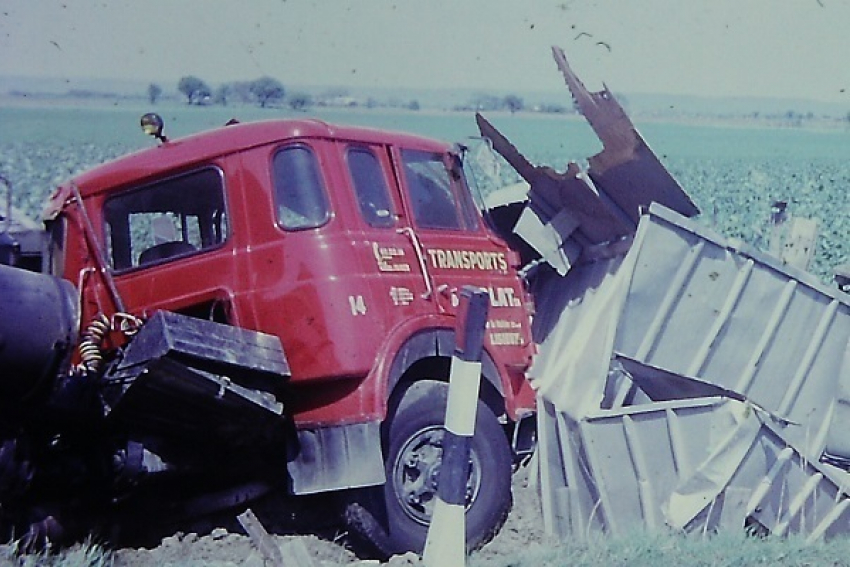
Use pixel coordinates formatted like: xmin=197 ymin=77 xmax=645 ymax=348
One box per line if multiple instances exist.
xmin=478 ymin=46 xmax=850 ymax=541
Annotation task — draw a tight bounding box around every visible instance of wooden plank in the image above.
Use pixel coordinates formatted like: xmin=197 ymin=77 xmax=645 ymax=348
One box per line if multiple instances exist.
xmin=237 ymin=508 xmax=319 ymax=567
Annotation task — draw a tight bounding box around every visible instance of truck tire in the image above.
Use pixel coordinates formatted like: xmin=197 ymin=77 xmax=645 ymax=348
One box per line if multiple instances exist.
xmin=345 ymin=380 xmax=512 ymax=558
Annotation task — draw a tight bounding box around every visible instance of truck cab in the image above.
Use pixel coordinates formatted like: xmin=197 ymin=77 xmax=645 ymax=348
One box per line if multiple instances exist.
xmin=39 ymin=117 xmax=535 ymax=556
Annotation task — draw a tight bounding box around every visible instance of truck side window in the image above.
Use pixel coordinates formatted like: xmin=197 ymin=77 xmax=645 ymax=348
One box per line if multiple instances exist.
xmin=273 ymin=145 xmax=330 ymax=230
xmin=104 ymin=167 xmax=228 ymax=271
xmin=401 ymin=150 xmax=463 ymax=230
xmin=347 ymin=147 xmax=395 ymax=228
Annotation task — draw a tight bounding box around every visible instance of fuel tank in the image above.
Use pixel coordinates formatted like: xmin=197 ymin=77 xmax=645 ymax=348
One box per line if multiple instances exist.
xmin=0 ymin=264 xmax=79 ymax=401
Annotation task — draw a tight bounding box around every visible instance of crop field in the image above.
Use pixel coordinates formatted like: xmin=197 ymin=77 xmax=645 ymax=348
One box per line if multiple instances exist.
xmin=1 ymin=102 xmax=848 ymax=284
xmin=0 ymin=98 xmax=849 ymax=567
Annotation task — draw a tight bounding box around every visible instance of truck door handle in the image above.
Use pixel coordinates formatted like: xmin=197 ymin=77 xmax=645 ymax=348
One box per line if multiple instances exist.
xmin=397 ymin=227 xmax=438 ymax=307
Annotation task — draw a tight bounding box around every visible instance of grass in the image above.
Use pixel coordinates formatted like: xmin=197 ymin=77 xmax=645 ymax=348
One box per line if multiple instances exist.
xmin=470 ymin=530 xmax=850 ymax=567
xmin=0 ymin=540 xmax=111 ymax=567
xmin=4 ymin=528 xmax=850 ymax=565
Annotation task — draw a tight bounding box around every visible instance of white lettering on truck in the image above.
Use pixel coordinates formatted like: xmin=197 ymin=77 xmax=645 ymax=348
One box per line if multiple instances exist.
xmin=425 ymin=249 xmax=508 ymax=272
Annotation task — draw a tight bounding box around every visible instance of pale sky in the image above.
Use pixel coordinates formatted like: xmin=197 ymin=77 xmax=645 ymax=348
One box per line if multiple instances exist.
xmin=2 ymin=0 xmax=849 ymax=102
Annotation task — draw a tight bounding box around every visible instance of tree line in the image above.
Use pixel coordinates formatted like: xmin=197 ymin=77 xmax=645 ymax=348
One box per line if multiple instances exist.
xmin=145 ymin=77 xmax=573 ymax=116
xmin=147 ymin=76 xmax=313 ymax=110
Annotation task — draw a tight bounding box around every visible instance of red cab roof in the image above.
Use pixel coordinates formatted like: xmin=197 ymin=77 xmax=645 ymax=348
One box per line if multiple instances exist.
xmin=70 ymin=118 xmax=452 ymax=197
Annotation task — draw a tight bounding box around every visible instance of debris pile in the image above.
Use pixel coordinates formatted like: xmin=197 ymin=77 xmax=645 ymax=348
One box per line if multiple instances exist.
xmin=530 ymin=205 xmax=850 ymax=540
xmin=478 ymin=46 xmax=850 ymax=541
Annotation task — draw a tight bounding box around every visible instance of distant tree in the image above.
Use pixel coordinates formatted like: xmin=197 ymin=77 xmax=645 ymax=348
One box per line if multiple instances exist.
xmin=213 ymin=83 xmax=233 ymax=106
xmin=250 ymin=76 xmax=285 ymax=108
xmin=147 ymin=83 xmax=162 ymax=105
xmin=177 ymin=76 xmax=211 ymax=105
xmin=784 ymin=110 xmax=802 ymax=127
xmin=503 ymin=94 xmax=524 ymax=114
xmin=230 ymin=81 xmax=255 ymax=104
xmin=288 ymin=92 xmax=313 ymax=111
xmin=470 ymin=93 xmax=502 ymax=111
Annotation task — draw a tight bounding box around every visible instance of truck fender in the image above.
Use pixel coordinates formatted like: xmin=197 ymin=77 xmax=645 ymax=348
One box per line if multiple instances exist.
xmin=385 ymin=328 xmax=505 ymax=417
xmin=287 ymin=327 xmax=506 ymax=496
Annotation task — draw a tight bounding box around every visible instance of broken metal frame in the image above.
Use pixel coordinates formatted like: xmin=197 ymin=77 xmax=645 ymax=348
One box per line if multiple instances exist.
xmin=477 ymin=46 xmax=850 ymax=542
xmin=538 ymin=396 xmax=850 ymax=542
xmin=527 ymin=203 xmax=850 ymax=541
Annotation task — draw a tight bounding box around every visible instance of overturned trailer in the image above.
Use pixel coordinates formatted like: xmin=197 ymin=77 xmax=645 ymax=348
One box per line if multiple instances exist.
xmin=477 ymin=46 xmax=850 ymax=541
xmin=530 ymin=205 xmax=850 ymax=539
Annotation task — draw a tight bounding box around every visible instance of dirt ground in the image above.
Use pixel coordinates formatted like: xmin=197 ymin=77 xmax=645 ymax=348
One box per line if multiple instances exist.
xmin=110 ymin=461 xmax=550 ymax=567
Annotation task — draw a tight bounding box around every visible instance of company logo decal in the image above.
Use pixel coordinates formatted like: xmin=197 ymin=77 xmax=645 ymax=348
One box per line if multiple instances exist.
xmin=373 ymin=243 xmax=411 ymax=272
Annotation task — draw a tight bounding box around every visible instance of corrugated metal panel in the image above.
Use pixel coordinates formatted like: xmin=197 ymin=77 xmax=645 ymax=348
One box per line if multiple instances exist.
xmin=537 ymin=396 xmax=850 ymax=540
xmin=531 ymin=204 xmax=850 ymax=541
xmin=825 ymin=339 xmax=850 ymax=458
xmin=536 ymin=399 xmax=602 ymax=538
xmin=530 ymin=204 xmax=849 ymax=446
xmin=577 ymin=398 xmax=755 ymax=536
xmin=527 ymin=252 xmax=630 ymax=417
xmin=613 ymin=205 xmax=850 ymax=457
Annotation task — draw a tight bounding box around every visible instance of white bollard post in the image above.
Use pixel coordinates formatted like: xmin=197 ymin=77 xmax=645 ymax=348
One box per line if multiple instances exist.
xmin=423 ymin=287 xmax=489 ymax=567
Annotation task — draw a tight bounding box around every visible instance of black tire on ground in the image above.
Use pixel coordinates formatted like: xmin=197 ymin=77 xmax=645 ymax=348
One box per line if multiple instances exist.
xmin=345 ymin=380 xmax=512 ymax=558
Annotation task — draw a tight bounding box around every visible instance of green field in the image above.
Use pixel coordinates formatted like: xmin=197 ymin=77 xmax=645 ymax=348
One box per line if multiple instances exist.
xmin=469 ymin=530 xmax=850 ymax=567
xmin=0 ymin=102 xmax=847 ymax=282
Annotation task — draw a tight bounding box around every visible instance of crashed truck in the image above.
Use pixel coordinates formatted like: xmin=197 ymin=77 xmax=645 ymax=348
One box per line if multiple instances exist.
xmin=0 ymin=44 xmax=847 ymax=556
xmin=0 ymin=109 xmax=540 ymax=556
xmin=476 ymin=47 xmax=850 ymax=542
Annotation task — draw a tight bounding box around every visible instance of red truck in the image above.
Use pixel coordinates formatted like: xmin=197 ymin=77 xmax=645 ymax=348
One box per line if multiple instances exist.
xmin=0 ymin=114 xmax=536 ymax=557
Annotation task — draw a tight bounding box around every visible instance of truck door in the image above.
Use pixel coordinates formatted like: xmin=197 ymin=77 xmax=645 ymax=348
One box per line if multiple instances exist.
xmin=344 ymin=143 xmax=440 ymax=327
xmin=394 ymin=148 xmax=527 ymax=339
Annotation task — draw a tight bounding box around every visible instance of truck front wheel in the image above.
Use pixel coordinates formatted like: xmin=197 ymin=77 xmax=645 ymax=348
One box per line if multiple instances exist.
xmin=345 ymin=380 xmax=512 ymax=558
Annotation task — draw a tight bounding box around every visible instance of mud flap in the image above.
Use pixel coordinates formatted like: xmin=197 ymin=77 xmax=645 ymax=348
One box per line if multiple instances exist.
xmin=287 ymin=421 xmax=385 ymax=495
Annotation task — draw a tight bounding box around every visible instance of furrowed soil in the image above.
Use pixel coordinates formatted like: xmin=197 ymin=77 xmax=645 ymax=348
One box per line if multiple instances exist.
xmin=109 ymin=462 xmax=547 ymax=567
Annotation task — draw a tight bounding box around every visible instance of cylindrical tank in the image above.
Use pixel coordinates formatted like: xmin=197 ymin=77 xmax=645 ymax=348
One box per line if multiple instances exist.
xmin=0 ymin=264 xmax=79 ymax=401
